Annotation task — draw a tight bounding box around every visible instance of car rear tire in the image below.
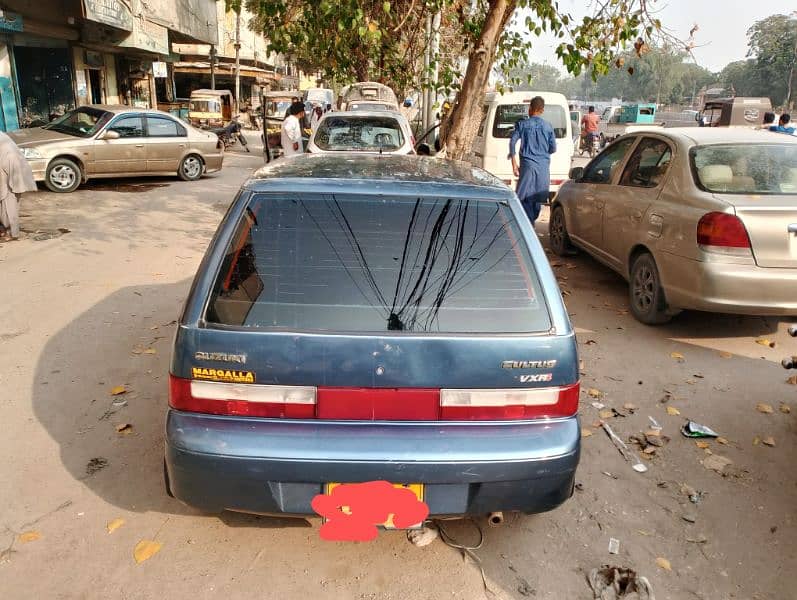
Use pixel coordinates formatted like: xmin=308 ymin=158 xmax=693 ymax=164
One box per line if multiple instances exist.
xmin=549 ymin=204 xmax=576 ymax=256
xmin=629 ymin=253 xmax=671 ymax=325
xmin=45 ymin=158 xmax=81 ymax=193
xmin=179 ymin=154 xmax=204 ymax=181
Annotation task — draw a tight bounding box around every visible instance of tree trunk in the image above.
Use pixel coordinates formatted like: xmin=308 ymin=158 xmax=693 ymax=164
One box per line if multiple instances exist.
xmin=443 ymin=0 xmax=517 ymax=160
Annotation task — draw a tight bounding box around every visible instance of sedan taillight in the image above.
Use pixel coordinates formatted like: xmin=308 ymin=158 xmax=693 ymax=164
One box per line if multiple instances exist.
xmin=697 ymin=212 xmax=752 ymax=255
xmin=169 ymin=376 xmax=580 ymax=421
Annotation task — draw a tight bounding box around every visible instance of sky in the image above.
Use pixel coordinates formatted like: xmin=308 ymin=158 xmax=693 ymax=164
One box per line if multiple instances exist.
xmin=528 ymin=0 xmax=793 ymax=74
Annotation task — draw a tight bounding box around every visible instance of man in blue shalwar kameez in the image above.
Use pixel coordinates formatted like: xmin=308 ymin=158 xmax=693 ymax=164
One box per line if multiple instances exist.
xmin=509 ymin=96 xmax=556 ymax=228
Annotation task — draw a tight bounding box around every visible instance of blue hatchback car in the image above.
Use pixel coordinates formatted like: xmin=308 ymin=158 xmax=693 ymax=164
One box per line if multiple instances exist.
xmin=165 ymin=153 xmax=580 ymax=521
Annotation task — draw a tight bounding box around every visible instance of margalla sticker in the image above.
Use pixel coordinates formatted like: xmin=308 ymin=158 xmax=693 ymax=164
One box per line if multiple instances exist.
xmin=191 ymin=367 xmax=255 ymax=384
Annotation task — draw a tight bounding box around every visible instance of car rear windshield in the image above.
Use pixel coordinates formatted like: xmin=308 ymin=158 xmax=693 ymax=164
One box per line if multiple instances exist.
xmin=313 ymin=116 xmax=405 ymax=151
xmin=691 ymin=144 xmax=797 ymax=195
xmin=493 ymin=104 xmax=568 ymax=139
xmin=206 ymin=194 xmax=550 ymax=333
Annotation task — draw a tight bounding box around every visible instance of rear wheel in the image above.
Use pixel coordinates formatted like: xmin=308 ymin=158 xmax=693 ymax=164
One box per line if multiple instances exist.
xmin=629 ymin=253 xmax=671 ymax=325
xmin=45 ymin=158 xmax=81 ymax=193
xmin=549 ymin=205 xmax=575 ymax=256
xmin=179 ymin=154 xmax=204 ymax=181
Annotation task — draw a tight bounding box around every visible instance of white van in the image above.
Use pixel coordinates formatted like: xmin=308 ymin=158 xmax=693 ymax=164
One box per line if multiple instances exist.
xmin=469 ymin=91 xmax=573 ymax=197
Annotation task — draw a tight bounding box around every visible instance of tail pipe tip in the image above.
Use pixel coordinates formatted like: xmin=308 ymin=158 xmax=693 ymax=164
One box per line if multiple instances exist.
xmin=487 ymin=512 xmax=504 ymax=527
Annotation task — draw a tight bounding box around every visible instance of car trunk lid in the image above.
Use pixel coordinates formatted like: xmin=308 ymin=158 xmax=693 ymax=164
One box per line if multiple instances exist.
xmin=717 ymin=195 xmax=797 ymax=268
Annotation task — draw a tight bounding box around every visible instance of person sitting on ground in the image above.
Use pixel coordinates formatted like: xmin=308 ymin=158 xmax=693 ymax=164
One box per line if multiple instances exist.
xmin=769 ymin=113 xmax=795 ymax=135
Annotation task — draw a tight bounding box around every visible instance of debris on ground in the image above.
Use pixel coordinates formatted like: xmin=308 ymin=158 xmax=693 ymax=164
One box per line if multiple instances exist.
xmin=755 ymin=338 xmax=776 ymax=349
xmin=107 ymin=518 xmax=125 ymax=534
xmin=587 ymin=566 xmax=655 ymax=600
xmin=608 ymin=538 xmax=620 ymax=554
xmin=679 ymin=484 xmax=704 ymax=505
xmin=682 ymin=514 xmax=697 ymax=524
xmin=686 ymin=534 xmax=708 ymax=544
xmin=718 ymin=351 xmax=733 ymax=358
xmin=110 ymin=385 xmax=127 ymax=396
xmin=648 ymin=416 xmax=662 ymax=432
xmin=787 ymin=376 xmax=797 ymax=386
xmin=582 ymin=429 xmax=594 ymax=438
xmin=655 ymin=557 xmax=672 ymax=571
xmin=666 ymin=406 xmax=680 ymax=416
xmin=670 ymin=352 xmax=685 ymax=362
xmin=602 ymin=423 xmax=648 ymax=473
xmin=756 ymin=403 xmax=774 ymax=414
xmin=681 ymin=421 xmax=719 ymax=438
xmin=592 ymin=401 xmax=606 ymax=410
xmin=85 ymin=457 xmax=109 ymax=476
xmin=762 ymin=436 xmax=776 ymax=447
xmin=517 ymin=579 xmax=535 ymax=596
xmin=701 ymin=454 xmax=733 ymax=474
xmin=407 ymin=525 xmax=439 ymax=547
xmin=717 ymin=437 xmax=729 ymax=445
xmin=589 ymin=388 xmax=603 ymax=398
xmin=695 ymin=441 xmax=710 ymax=449
xmin=133 ymin=540 xmax=162 ymax=564
xmin=780 ymin=402 xmax=792 ymax=413
xmin=115 ymin=423 xmax=133 ymax=435
xmin=18 ymin=531 xmax=41 ymax=543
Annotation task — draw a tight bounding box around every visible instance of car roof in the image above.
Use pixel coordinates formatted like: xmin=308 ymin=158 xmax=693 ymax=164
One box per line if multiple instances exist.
xmin=484 ymin=90 xmax=568 ymax=104
xmin=79 ymin=104 xmax=177 ymax=117
xmin=319 ymin=110 xmax=408 ymax=122
xmin=245 ymin=154 xmax=511 ymax=198
xmin=639 ymin=127 xmax=797 ymax=146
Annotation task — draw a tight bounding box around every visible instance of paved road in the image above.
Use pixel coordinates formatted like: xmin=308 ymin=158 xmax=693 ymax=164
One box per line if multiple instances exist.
xmin=0 ymin=152 xmax=794 ymax=599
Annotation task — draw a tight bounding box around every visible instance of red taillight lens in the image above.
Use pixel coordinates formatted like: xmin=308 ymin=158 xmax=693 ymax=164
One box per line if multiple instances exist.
xmin=439 ymin=383 xmax=580 ymax=421
xmin=697 ymin=212 xmax=751 ymax=249
xmin=169 ymin=376 xmax=315 ymax=418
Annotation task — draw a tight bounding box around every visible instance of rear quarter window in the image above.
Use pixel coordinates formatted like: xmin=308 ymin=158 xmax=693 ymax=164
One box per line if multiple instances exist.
xmin=205 ymin=193 xmax=551 ymax=333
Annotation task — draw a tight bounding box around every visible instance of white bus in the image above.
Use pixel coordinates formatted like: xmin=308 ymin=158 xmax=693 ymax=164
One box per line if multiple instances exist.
xmin=468 ymin=91 xmax=573 ymax=197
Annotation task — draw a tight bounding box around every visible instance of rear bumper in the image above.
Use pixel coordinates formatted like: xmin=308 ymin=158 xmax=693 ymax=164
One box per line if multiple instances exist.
xmin=165 ymin=410 xmax=580 ymax=517
xmin=660 ymin=252 xmax=797 ymax=315
xmin=203 ymin=152 xmax=224 ymax=173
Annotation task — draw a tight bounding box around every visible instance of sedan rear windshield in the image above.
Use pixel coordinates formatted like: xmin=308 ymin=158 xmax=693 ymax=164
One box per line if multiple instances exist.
xmin=493 ymin=104 xmax=568 ymax=139
xmin=314 ymin=116 xmax=405 ymax=151
xmin=44 ymin=107 xmax=112 ymax=138
xmin=206 ymin=194 xmax=550 ymax=333
xmin=691 ymin=144 xmax=797 ymax=195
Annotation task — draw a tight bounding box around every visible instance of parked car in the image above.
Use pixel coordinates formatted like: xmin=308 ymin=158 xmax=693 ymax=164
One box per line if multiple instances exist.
xmin=338 ymin=81 xmax=399 ymax=111
xmin=307 ymin=111 xmax=415 ymax=154
xmin=467 ymin=91 xmax=574 ymax=196
xmin=10 ymin=105 xmax=223 ymax=193
xmin=165 ymin=153 xmax=581 ymax=522
xmin=550 ymin=128 xmax=797 ymax=324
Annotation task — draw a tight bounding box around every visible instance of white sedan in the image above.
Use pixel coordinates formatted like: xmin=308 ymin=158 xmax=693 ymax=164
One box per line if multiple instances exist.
xmin=307 ymin=111 xmax=415 ymax=155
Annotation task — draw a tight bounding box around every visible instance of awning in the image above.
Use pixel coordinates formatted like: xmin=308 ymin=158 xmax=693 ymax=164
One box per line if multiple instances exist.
xmin=173 ymin=61 xmax=278 ymax=82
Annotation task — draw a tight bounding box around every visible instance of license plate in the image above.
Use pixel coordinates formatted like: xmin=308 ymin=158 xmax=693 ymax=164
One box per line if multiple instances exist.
xmin=324 ymin=482 xmax=425 ymax=529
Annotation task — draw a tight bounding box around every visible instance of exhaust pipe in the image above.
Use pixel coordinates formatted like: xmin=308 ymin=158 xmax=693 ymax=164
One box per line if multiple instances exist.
xmin=487 ymin=512 xmax=504 ymax=527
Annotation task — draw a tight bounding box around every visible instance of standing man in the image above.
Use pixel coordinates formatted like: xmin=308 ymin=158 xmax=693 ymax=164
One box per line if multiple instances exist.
xmin=581 ymin=105 xmax=600 ymax=149
xmin=0 ymin=131 xmax=36 ymax=241
xmin=281 ymin=101 xmax=306 ymax=158
xmin=509 ymin=96 xmax=556 ymax=227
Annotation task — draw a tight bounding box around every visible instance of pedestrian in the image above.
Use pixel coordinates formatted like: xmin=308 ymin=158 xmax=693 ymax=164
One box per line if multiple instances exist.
xmin=762 ymin=112 xmax=776 ymax=129
xmin=309 ymin=104 xmax=324 ymax=132
xmin=769 ymin=113 xmax=795 ymax=135
xmin=0 ymin=131 xmax=36 ymax=242
xmin=281 ymin=101 xmax=306 ymax=158
xmin=580 ymin=105 xmax=600 ymax=149
xmin=509 ymin=96 xmax=556 ymax=228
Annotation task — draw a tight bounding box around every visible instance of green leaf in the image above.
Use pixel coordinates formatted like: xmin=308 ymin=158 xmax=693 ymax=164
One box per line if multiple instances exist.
xmin=383 ymin=1 xmax=390 ymax=13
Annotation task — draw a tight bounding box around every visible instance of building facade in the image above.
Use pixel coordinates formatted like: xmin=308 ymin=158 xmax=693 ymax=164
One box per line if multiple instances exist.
xmin=0 ymin=0 xmax=218 ymax=130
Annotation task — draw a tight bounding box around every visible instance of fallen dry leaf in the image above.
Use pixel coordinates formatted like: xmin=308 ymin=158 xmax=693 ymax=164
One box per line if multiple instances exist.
xmin=755 ymin=338 xmax=776 ymax=349
xmin=18 ymin=531 xmax=41 ymax=543
xmin=702 ymin=454 xmax=732 ymax=473
xmin=695 ymin=441 xmax=710 ymax=449
xmin=643 ymin=446 xmax=657 ymax=455
xmin=780 ymin=403 xmax=791 ymax=414
xmin=588 ymin=388 xmax=603 ymax=398
xmin=645 ymin=429 xmax=661 ymax=437
xmin=599 ymin=409 xmax=614 ymax=420
xmin=786 ymin=375 xmax=797 ymax=385
xmin=623 ymin=402 xmax=637 ymax=411
xmin=133 ymin=540 xmax=162 ymax=564
xmin=756 ymin=403 xmax=774 ymax=414
xmin=115 ymin=423 xmax=133 ymax=435
xmin=656 ymin=557 xmax=672 ymax=571
xmin=753 ymin=436 xmax=761 ymax=446
xmin=718 ymin=351 xmax=733 ymax=359
xmin=666 ymin=406 xmax=681 ymax=416
xmin=110 ymin=385 xmax=127 ymax=396
xmin=670 ymin=352 xmax=685 ymax=361
xmin=581 ymin=429 xmax=593 ymax=438
xmin=762 ymin=436 xmax=776 ymax=447
xmin=717 ymin=437 xmax=729 ymax=445
xmin=143 ymin=348 xmax=157 ymax=355
xmin=107 ymin=518 xmax=125 ymax=534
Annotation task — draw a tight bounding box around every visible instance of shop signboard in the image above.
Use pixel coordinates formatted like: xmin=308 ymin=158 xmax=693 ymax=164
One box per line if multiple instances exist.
xmin=119 ymin=18 xmax=169 ymax=55
xmin=83 ymin=0 xmax=133 ymax=32
xmin=0 ymin=11 xmax=23 ymax=32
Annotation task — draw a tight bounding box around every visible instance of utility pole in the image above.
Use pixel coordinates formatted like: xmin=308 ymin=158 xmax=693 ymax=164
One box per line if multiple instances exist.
xmin=210 ymin=45 xmax=216 ymax=90
xmin=234 ymin=9 xmax=241 ymax=113
xmin=422 ymin=14 xmax=431 ymax=132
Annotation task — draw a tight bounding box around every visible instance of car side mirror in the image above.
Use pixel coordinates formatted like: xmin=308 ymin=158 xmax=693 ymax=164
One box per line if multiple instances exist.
xmin=416 ymin=142 xmax=431 ymax=156
xmin=569 ymin=166 xmax=584 ymax=181
xmin=101 ymin=130 xmax=120 ymax=140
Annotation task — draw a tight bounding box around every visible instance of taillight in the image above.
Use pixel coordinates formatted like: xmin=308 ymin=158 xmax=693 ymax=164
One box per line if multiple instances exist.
xmin=550 ymin=179 xmax=564 ymax=186
xmin=169 ymin=375 xmax=579 ymax=421
xmin=169 ymin=376 xmax=315 ymax=418
xmin=439 ymin=383 xmax=580 ymax=421
xmin=697 ymin=212 xmax=752 ymax=255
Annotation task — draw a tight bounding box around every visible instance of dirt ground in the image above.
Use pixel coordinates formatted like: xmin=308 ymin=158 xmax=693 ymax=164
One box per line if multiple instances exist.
xmin=0 ymin=149 xmax=795 ymax=600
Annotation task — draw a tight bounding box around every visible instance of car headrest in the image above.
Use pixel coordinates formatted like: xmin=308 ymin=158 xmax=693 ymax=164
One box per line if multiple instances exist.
xmin=699 ymin=165 xmax=733 ymax=187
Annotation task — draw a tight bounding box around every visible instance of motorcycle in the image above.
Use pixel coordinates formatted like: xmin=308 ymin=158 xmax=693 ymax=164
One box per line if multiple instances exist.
xmin=210 ymin=116 xmax=250 ymax=152
xmin=579 ymin=131 xmax=600 ymax=158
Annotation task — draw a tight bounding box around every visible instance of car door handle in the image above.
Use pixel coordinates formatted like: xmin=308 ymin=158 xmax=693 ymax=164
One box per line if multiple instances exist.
xmin=135 ymin=144 xmax=144 ymax=148
xmin=788 ymin=223 xmax=797 ymax=234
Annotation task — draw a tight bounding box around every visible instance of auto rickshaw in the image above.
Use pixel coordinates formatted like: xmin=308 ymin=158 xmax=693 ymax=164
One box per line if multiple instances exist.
xmin=262 ymin=90 xmax=306 ymax=156
xmin=696 ymin=97 xmax=772 ymax=128
xmin=188 ymin=89 xmax=233 ymax=129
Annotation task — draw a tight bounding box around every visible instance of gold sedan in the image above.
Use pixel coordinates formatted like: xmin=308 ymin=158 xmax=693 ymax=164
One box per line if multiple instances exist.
xmin=550 ymin=128 xmax=797 ymax=324
xmin=9 ymin=105 xmax=224 ymax=193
